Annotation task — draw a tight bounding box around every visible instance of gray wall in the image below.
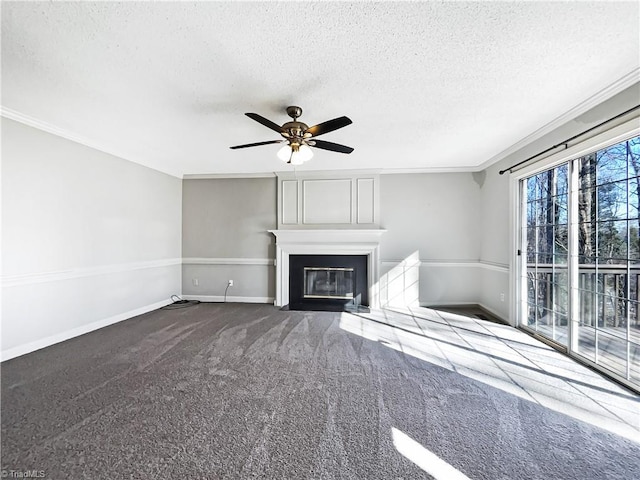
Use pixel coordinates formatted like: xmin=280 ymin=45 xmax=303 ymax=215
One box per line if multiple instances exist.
xmin=478 ymin=82 xmax=640 ymax=323
xmin=1 ymin=118 xmax=182 ymax=359
xmin=181 ymin=178 xmax=277 ymax=301
xmin=379 ymin=173 xmax=482 ymax=306
xmin=181 ymin=173 xmax=488 ymax=307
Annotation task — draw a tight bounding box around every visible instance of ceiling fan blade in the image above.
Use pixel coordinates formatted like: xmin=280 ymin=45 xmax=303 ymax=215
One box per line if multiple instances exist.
xmin=305 ymin=116 xmax=352 ymax=137
xmin=230 ymin=140 xmax=284 ymax=150
xmin=245 ymin=113 xmax=283 ymax=133
xmin=308 ymin=139 xmax=354 ymax=154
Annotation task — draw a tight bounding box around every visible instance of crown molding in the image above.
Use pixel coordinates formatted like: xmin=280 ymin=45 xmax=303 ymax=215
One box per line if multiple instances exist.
xmin=477 ymin=68 xmax=640 ymax=172
xmin=186 ymin=167 xmax=481 ymax=179
xmin=380 ymin=166 xmax=483 ymax=174
xmin=183 ymin=172 xmax=277 ymax=179
xmin=0 ymin=107 xmax=183 ymax=179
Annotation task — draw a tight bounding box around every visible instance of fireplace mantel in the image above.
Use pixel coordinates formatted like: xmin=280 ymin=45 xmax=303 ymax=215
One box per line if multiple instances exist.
xmin=269 ymin=229 xmax=386 ymax=308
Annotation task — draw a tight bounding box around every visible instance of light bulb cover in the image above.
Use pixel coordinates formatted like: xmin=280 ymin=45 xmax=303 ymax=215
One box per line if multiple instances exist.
xmin=297 ymin=144 xmax=313 ymax=163
xmin=277 ymin=145 xmax=292 ymax=162
xmin=277 ymin=143 xmax=314 ymax=165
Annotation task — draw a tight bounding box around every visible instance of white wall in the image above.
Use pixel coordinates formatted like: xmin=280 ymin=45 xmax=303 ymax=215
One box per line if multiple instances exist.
xmin=379 ymin=173 xmax=482 ymax=306
xmin=1 ymin=118 xmax=182 ymax=359
xmin=181 ymin=178 xmax=277 ymax=302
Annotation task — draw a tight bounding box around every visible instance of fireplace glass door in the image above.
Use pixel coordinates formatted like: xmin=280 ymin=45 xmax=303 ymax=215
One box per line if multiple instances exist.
xmin=304 ymin=267 xmax=354 ymax=300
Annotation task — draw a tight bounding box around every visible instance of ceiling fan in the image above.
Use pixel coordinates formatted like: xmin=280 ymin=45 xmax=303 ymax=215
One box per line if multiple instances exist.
xmin=230 ymin=106 xmax=354 ymax=165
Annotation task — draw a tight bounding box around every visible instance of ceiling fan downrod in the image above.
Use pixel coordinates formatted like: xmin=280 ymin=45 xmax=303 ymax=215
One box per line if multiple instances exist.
xmin=286 ymin=106 xmax=302 ymax=120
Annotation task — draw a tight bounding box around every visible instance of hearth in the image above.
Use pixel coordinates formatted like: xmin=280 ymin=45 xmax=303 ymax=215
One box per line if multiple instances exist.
xmin=288 ymin=254 xmax=368 ymax=311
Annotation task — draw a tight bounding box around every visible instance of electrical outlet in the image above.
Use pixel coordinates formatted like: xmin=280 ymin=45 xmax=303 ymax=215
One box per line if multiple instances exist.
xmin=192 ymin=278 xmax=199 ymax=286
xmin=228 ymin=280 xmax=234 ymax=287
xmin=500 ymin=292 xmax=505 ymax=302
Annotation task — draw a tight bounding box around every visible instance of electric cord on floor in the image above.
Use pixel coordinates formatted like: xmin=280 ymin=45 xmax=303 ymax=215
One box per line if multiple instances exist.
xmin=161 ymin=294 xmax=200 ymax=310
xmin=224 ymin=284 xmax=231 ymax=303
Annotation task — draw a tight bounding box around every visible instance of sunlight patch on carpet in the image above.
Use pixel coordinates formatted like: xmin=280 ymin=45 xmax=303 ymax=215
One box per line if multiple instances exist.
xmin=339 ymin=311 xmax=640 ymax=443
xmin=392 ymin=428 xmax=472 ymax=480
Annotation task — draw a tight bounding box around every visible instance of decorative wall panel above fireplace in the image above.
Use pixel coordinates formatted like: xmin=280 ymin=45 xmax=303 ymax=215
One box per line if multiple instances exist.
xmin=276 ymin=171 xmax=380 ymax=229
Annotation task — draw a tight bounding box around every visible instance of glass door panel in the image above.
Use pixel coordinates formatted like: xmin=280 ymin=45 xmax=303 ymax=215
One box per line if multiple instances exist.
xmin=522 ymin=164 xmax=570 ymax=346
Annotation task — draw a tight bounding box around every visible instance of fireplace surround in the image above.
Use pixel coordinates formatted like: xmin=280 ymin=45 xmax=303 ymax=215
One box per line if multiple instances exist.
xmin=288 ymin=254 xmax=368 ymax=311
xmin=269 ymin=229 xmax=386 ymax=309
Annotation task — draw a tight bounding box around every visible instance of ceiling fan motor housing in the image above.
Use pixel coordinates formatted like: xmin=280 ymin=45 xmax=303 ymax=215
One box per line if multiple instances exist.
xmin=280 ymin=121 xmax=309 ymax=142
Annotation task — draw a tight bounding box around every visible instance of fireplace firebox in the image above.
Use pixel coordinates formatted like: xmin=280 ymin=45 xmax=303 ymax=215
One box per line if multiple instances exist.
xmin=288 ymin=255 xmax=368 ymax=311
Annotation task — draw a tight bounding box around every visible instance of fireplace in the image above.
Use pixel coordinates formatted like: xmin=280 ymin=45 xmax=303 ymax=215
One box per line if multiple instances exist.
xmin=288 ymin=254 xmax=368 ymax=311
xmin=269 ymin=229 xmax=386 ymax=309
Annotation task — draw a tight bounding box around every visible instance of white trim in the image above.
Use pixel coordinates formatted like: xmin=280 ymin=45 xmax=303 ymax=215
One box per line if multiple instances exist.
xmin=381 ymin=259 xmax=422 ymax=268
xmin=478 ymin=261 xmax=510 ymax=273
xmin=0 ymin=107 xmax=183 ymax=179
xmin=0 ymin=298 xmax=172 ymax=361
xmin=2 ymin=258 xmax=182 ymax=288
xmin=383 ymin=259 xmax=509 ymax=273
xmin=185 ymin=166 xmax=486 ymax=179
xmin=276 ymin=169 xmax=383 ymax=179
xmin=269 ymin=229 xmax=386 ymax=244
xmin=182 ymin=257 xmax=274 ymax=266
xmin=509 ymin=176 xmax=521 ymax=326
xmin=181 ymin=295 xmax=274 ymax=304
xmin=1 ymin=257 xmax=508 ymax=289
xmin=183 ymin=172 xmax=277 ymax=179
xmin=478 ymin=68 xmax=640 ymax=171
xmin=380 ymin=166 xmax=485 ymax=174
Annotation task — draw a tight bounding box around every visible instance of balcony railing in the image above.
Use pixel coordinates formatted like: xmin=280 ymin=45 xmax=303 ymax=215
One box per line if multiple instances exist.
xmin=525 ymin=263 xmax=639 ymax=383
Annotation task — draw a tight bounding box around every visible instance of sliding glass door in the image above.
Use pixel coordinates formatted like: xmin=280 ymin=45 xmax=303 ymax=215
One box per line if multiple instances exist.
xmin=520 ymin=135 xmax=640 ymax=389
xmin=523 ymin=164 xmax=569 ymax=346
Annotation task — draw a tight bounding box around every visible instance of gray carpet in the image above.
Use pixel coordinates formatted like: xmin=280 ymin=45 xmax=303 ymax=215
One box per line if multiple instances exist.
xmin=1 ymin=303 xmax=639 ymax=479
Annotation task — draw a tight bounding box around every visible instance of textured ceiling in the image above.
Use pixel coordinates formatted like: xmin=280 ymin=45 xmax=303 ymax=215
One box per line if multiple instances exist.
xmin=2 ymin=1 xmax=639 ymax=177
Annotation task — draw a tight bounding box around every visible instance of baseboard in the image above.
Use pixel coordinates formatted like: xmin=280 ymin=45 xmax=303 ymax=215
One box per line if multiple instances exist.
xmin=181 ymin=295 xmax=275 ymax=304
xmin=1 ymin=298 xmax=173 ymax=362
xmin=421 ymin=302 xmax=510 ymax=326
xmin=477 ymin=303 xmax=512 ymax=326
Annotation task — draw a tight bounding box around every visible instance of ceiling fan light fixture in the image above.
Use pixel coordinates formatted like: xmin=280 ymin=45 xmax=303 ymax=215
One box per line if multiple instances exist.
xmin=277 ymin=143 xmax=313 ymax=165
